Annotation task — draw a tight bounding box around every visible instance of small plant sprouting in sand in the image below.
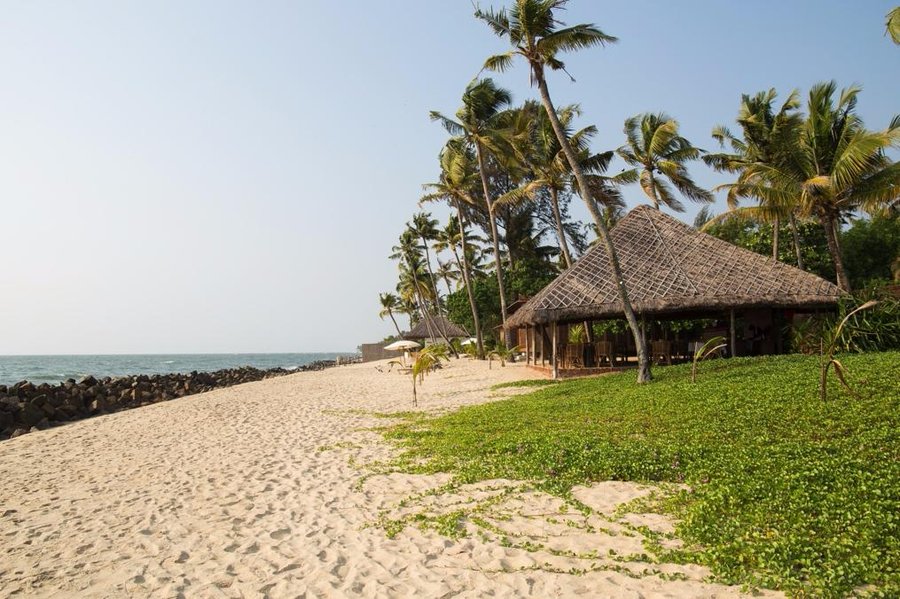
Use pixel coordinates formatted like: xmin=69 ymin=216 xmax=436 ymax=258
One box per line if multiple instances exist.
xmin=390 ymin=343 xmax=449 ymax=407
xmin=488 ymin=343 xmax=519 ymax=369
xmin=690 ymin=336 xmax=726 ymax=383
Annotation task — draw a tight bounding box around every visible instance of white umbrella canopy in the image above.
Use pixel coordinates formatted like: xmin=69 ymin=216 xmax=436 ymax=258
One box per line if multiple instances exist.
xmin=460 ymin=338 xmax=478 ymax=346
xmin=384 ymin=340 xmax=421 ymax=351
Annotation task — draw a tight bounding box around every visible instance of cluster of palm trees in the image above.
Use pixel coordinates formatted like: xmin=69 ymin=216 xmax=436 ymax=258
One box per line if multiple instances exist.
xmin=704 ymin=83 xmax=899 ymax=292
xmin=379 ymin=0 xmax=899 ymax=383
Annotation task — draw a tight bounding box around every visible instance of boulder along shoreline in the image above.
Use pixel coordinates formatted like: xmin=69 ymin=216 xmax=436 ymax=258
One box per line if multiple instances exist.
xmin=0 ymin=360 xmax=347 ymax=440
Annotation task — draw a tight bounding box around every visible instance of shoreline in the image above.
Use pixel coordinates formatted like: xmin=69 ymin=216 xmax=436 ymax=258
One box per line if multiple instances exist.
xmin=0 ymin=358 xmax=358 ymax=440
xmin=0 ymin=358 xmax=779 ymax=598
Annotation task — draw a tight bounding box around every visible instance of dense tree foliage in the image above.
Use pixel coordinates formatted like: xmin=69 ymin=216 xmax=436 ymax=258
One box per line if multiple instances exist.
xmin=378 ymin=0 xmax=898 ymax=372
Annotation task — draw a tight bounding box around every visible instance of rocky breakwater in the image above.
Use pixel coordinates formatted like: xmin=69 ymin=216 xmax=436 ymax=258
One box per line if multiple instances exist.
xmin=0 ymin=361 xmax=339 ymax=441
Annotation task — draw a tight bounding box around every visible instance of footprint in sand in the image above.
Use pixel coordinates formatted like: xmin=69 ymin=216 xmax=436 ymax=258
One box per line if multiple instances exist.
xmin=270 ymin=528 xmax=291 ymax=540
xmin=243 ymin=542 xmax=260 ymax=554
xmin=175 ymin=551 xmax=189 ymax=564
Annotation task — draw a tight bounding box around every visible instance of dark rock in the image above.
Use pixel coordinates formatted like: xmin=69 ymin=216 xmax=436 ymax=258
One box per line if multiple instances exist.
xmin=20 ymin=402 xmax=45 ymax=427
xmin=0 ymin=360 xmax=350 ymax=442
xmin=15 ymin=381 xmax=35 ymax=398
xmin=10 ymin=428 xmax=28 ymax=438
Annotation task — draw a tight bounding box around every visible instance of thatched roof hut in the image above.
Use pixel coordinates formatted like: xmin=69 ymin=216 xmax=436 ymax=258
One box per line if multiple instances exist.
xmin=404 ymin=315 xmax=469 ymax=340
xmin=507 ymin=205 xmax=844 ymax=327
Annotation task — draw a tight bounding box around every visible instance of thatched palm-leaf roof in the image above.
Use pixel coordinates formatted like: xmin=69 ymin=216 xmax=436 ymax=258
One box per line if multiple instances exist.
xmin=404 ymin=315 xmax=469 ymax=340
xmin=507 ymin=205 xmax=844 ymax=327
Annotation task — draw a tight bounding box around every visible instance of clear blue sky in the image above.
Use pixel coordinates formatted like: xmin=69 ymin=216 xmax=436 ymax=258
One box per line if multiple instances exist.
xmin=1 ymin=1 xmax=897 ymax=354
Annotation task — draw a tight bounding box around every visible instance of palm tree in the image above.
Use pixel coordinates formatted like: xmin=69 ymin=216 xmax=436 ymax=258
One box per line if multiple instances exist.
xmin=435 ymin=259 xmax=458 ymax=297
xmin=392 ymin=237 xmax=434 ymax=335
xmin=500 ymin=101 xmax=634 ymax=269
xmin=731 ymin=82 xmax=899 ymax=291
xmin=410 ymin=212 xmax=444 ymax=315
xmin=391 ymin=229 xmax=458 ymax=354
xmin=475 ymin=0 xmax=652 ymax=382
xmin=431 ymin=78 xmax=514 ymax=345
xmin=703 ymin=89 xmax=806 ymax=266
xmin=397 ymin=295 xmax=418 ymax=331
xmin=422 ymin=139 xmax=489 ymax=359
xmin=618 ymin=113 xmax=714 ymax=213
xmin=378 ymin=292 xmax=403 ymax=337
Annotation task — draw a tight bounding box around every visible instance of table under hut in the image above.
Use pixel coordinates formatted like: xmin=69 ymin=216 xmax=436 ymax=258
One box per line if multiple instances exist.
xmin=505 ymin=205 xmax=845 ymax=379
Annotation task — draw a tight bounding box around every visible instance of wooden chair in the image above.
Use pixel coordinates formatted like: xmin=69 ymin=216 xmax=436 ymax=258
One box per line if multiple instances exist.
xmin=594 ymin=341 xmax=617 ymax=367
xmin=651 ymin=340 xmax=673 ymax=365
xmin=564 ymin=344 xmax=584 ymax=369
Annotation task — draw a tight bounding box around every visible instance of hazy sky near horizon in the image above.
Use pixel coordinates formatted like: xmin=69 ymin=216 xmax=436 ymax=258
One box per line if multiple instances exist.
xmin=1 ymin=1 xmax=898 ymax=354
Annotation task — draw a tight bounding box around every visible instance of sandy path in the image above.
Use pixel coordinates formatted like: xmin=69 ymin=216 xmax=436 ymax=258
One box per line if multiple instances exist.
xmin=0 ymin=359 xmax=780 ymax=598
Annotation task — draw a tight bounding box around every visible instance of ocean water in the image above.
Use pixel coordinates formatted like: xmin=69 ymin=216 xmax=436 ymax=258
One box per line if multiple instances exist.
xmin=0 ymin=353 xmax=357 ymax=386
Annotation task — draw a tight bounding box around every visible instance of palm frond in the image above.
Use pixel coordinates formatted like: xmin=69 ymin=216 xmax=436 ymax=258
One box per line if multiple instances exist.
xmin=483 ymin=52 xmax=516 ymax=73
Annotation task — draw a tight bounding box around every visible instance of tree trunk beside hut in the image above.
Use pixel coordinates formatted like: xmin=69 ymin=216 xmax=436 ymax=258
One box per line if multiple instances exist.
xmin=534 ymin=70 xmax=651 ymax=383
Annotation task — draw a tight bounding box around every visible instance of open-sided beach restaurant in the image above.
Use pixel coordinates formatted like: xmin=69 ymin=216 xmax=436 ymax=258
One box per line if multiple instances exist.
xmin=507 ymin=205 xmax=846 ymax=378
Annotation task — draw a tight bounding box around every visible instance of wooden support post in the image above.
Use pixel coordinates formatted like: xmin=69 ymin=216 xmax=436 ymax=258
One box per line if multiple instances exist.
xmin=525 ymin=326 xmax=531 ymax=365
xmin=551 ymin=321 xmax=559 ymax=380
xmin=540 ymin=324 xmax=547 ymax=366
xmin=730 ymin=309 xmax=737 ymax=357
xmin=531 ymin=326 xmax=537 ymax=365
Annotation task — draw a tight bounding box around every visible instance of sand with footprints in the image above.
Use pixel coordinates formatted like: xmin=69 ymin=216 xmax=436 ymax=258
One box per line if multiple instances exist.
xmin=0 ymin=359 xmax=782 ymax=598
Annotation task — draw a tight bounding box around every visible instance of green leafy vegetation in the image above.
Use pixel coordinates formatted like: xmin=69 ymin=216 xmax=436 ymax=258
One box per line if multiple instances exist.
xmin=491 ymin=379 xmax=559 ymax=390
xmin=383 ymin=353 xmax=900 ymax=597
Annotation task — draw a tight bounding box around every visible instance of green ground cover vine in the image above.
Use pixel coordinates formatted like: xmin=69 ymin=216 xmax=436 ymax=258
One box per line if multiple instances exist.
xmin=382 ymin=352 xmax=900 ymax=598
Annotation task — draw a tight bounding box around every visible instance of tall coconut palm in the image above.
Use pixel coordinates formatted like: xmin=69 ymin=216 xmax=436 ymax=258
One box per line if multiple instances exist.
xmin=703 ymin=89 xmax=806 ymax=266
xmin=431 ymin=78 xmax=514 ymax=345
xmin=391 ymin=229 xmax=459 ymax=354
xmin=378 ymin=292 xmax=403 ymax=337
xmin=475 ymin=0 xmax=652 ymax=382
xmin=435 ymin=259 xmax=458 ymax=297
xmin=618 ymin=113 xmax=714 ymax=213
xmin=500 ymin=100 xmax=634 ymax=269
xmin=733 ymin=82 xmax=900 ymax=291
xmin=422 ymin=139 xmax=487 ymax=359
xmin=410 ymin=212 xmax=444 ymax=315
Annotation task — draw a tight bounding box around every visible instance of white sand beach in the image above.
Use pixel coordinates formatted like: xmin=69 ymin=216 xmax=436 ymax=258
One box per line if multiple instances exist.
xmin=0 ymin=359 xmax=782 ymax=598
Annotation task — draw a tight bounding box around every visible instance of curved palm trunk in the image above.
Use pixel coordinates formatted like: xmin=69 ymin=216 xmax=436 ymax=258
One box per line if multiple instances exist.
xmin=387 ymin=310 xmax=402 ymax=337
xmin=549 ymin=187 xmax=573 ymax=268
xmin=646 ymin=170 xmax=661 ymax=210
xmin=789 ymin=212 xmax=805 ymax=270
xmin=454 ymin=200 xmax=485 ymax=359
xmin=474 ymin=141 xmax=511 ymax=346
xmin=550 ymin=187 xmax=592 ymax=342
xmin=819 ymin=212 xmax=851 ymax=291
xmin=535 ymin=71 xmax=651 ymax=383
xmin=772 ymin=216 xmax=780 ymax=260
xmin=419 ymin=236 xmax=444 ymax=315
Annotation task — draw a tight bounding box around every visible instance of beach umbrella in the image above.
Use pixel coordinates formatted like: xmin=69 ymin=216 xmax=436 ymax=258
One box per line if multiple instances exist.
xmin=460 ymin=338 xmax=478 ymax=346
xmin=384 ymin=340 xmax=421 ymax=351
